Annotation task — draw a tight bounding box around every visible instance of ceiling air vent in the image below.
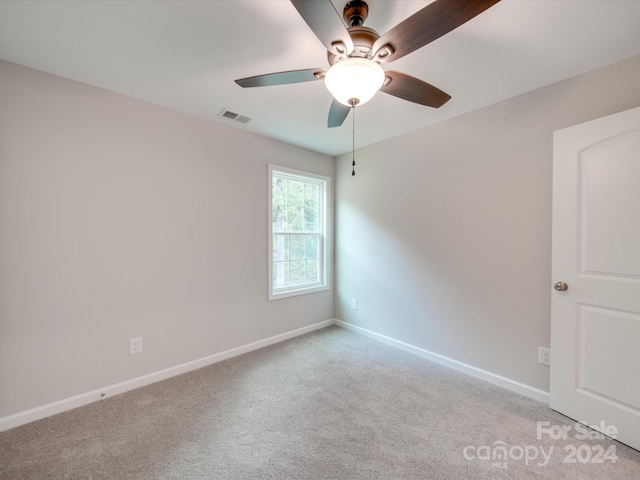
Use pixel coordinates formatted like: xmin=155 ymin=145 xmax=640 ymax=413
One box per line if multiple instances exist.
xmin=218 ymin=108 xmax=251 ymax=124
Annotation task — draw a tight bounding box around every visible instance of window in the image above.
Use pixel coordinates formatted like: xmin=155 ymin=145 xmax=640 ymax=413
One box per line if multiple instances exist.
xmin=269 ymin=165 xmax=330 ymax=300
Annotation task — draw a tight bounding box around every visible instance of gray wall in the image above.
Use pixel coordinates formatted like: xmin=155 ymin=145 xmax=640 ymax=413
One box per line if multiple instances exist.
xmin=3 ymin=53 xmax=640 ymax=419
xmin=335 ymin=54 xmax=640 ymax=392
xmin=0 ymin=60 xmax=334 ymax=418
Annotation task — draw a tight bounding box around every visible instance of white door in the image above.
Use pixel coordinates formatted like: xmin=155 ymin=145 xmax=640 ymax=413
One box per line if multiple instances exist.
xmin=551 ymin=106 xmax=640 ymax=451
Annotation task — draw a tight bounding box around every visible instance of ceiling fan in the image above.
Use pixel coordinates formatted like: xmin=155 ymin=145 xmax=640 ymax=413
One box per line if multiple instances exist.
xmin=235 ymin=0 xmax=500 ymax=128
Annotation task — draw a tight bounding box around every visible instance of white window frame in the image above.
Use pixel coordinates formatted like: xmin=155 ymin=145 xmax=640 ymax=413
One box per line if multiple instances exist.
xmin=268 ymin=165 xmax=331 ymax=300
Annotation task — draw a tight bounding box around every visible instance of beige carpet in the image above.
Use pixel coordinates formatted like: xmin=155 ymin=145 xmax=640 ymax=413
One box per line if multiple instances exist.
xmin=1 ymin=325 xmax=639 ymax=479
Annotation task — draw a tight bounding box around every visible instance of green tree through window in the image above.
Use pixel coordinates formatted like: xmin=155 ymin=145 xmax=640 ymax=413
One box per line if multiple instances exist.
xmin=269 ymin=166 xmax=329 ymax=299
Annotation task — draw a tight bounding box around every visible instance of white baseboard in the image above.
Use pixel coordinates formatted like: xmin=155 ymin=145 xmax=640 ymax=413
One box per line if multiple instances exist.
xmin=1 ymin=318 xmax=549 ymax=432
xmin=333 ymin=319 xmax=550 ymax=404
xmin=0 ymin=319 xmax=334 ymax=432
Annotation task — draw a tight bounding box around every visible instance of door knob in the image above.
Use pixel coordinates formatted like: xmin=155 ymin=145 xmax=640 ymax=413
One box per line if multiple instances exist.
xmin=553 ymin=281 xmax=568 ymax=292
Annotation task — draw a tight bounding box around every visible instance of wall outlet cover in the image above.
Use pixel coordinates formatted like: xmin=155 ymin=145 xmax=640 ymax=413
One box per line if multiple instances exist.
xmin=538 ymin=347 xmax=550 ymax=366
xmin=129 ymin=337 xmax=142 ymax=355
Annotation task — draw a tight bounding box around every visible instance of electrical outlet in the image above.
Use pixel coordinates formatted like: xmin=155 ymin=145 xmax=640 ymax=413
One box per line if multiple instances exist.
xmin=538 ymin=347 xmax=551 ymax=366
xmin=351 ymin=299 xmax=358 ymax=311
xmin=129 ymin=337 xmax=142 ymax=355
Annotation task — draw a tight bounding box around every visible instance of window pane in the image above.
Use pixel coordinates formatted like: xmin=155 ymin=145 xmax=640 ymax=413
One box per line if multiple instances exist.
xmin=305 ymin=235 xmax=319 ymax=259
xmin=273 ymin=177 xmax=286 ymax=199
xmin=304 ymin=184 xmax=319 ymax=231
xmin=273 ymin=235 xmax=289 ymax=262
xmin=288 ymin=181 xmax=304 ymax=207
xmin=287 ymin=206 xmax=303 ymax=231
xmin=305 ymin=259 xmax=319 ymax=283
xmin=273 ymin=177 xmax=286 ymax=232
xmin=289 ymin=260 xmax=306 ymax=286
xmin=304 ymin=207 xmax=318 ymax=232
xmin=289 ymin=235 xmax=305 ymax=260
xmin=273 ymin=261 xmax=288 ymax=289
xmin=273 ymin=205 xmax=286 ymax=233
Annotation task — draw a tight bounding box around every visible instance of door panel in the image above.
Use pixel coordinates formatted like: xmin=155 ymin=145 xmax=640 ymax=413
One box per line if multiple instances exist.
xmin=578 ymin=304 xmax=640 ymax=409
xmin=551 ymin=105 xmax=640 ymax=451
xmin=579 ymin=130 xmax=640 ymax=277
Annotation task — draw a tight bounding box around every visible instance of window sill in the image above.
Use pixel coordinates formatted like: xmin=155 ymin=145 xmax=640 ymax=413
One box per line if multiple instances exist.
xmin=269 ymin=284 xmax=330 ymax=301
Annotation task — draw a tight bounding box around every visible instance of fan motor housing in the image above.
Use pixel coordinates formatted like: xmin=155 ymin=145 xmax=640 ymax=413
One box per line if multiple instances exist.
xmin=327 ymin=26 xmax=380 ymax=65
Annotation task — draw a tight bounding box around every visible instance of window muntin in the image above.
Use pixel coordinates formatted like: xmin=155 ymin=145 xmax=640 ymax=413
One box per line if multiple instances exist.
xmin=269 ymin=166 xmax=329 ymax=299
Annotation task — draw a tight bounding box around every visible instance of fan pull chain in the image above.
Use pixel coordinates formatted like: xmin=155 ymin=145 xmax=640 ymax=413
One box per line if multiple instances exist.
xmin=351 ymin=105 xmax=356 ymax=176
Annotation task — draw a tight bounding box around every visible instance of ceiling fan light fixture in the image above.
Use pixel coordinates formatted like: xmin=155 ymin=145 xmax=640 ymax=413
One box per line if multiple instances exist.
xmin=325 ymin=58 xmax=385 ymax=107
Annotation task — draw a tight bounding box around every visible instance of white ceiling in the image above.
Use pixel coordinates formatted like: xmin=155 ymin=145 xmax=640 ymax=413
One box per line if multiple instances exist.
xmin=2 ymin=0 xmax=640 ymax=156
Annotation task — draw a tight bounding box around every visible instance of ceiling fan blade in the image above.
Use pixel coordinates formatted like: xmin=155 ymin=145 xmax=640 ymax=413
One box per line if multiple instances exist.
xmin=328 ymin=99 xmax=351 ymax=128
xmin=235 ymin=68 xmax=325 ymax=88
xmin=371 ymin=0 xmax=500 ymax=63
xmin=381 ymin=71 xmax=451 ymax=108
xmin=290 ymin=0 xmax=354 ymax=56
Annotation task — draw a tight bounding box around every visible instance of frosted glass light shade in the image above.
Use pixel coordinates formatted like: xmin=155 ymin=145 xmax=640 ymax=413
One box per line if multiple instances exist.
xmin=325 ymin=58 xmax=385 ymax=107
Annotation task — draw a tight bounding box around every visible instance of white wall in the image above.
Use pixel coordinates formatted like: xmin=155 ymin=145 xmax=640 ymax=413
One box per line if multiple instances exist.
xmin=0 ymin=60 xmax=334 ymax=419
xmin=335 ymin=54 xmax=640 ymax=393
